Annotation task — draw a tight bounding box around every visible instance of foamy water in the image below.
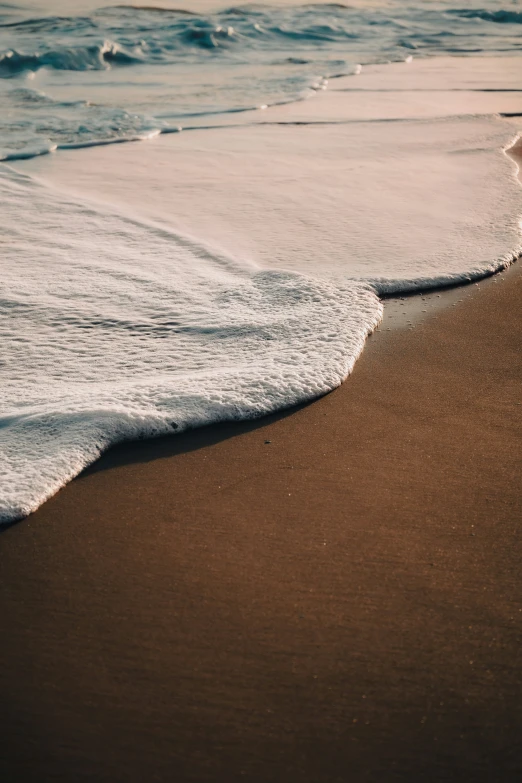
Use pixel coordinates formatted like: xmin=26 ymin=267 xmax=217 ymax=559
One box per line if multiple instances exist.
xmin=1 ymin=1 xmax=521 ymax=523
xmin=0 ymin=164 xmax=382 ymax=520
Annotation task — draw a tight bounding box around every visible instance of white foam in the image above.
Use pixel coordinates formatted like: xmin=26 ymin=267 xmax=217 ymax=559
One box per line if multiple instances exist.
xmin=0 ymin=166 xmax=381 ymax=523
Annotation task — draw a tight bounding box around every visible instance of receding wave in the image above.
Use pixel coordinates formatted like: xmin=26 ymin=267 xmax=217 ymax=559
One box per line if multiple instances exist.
xmin=0 ymin=165 xmax=382 ymax=524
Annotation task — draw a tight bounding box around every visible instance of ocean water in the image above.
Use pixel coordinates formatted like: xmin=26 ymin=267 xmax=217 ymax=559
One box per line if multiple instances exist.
xmin=1 ymin=1 xmax=522 ymax=159
xmin=1 ymin=0 xmax=521 ymax=523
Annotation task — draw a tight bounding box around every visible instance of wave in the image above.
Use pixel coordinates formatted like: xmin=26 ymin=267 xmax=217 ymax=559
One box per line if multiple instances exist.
xmin=0 ymin=40 xmax=143 ymax=74
xmin=0 ymin=68 xmax=337 ymax=162
xmin=449 ymin=9 xmax=522 ymax=25
xmin=105 ymin=3 xmax=354 ymax=15
xmin=2 ymin=2 xmax=521 ymax=78
xmin=0 ymin=14 xmax=98 ymax=32
xmin=0 ymin=165 xmax=382 ymax=524
xmin=1 ymin=114 xmax=521 ymax=523
xmin=182 ymin=23 xmax=238 ymax=49
xmin=106 ymin=4 xmax=198 ymax=14
xmin=1 ymin=2 xmax=521 ymax=522
xmin=1 ymin=2 xmax=521 ymax=158
xmin=0 ymin=10 xmax=363 ymax=78
xmin=0 ymin=19 xmax=359 ymax=75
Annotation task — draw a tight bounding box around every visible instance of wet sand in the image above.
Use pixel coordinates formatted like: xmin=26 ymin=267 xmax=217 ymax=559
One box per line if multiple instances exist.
xmin=1 ymin=260 xmax=521 ymax=783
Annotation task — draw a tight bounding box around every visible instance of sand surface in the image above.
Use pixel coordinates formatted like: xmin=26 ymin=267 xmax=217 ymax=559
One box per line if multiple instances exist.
xmin=1 ymin=259 xmax=521 ymax=782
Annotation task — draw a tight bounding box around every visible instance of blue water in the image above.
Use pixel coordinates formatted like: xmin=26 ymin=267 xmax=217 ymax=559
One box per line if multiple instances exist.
xmin=1 ymin=1 xmax=521 ymax=159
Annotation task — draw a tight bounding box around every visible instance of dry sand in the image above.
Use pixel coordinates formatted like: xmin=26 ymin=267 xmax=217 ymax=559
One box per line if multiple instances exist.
xmin=1 ymin=259 xmax=521 ymax=782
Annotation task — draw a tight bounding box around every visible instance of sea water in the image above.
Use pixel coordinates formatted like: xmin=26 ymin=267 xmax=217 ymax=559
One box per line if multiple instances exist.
xmin=1 ymin=0 xmax=521 ymax=522
xmin=2 ymin=1 xmax=522 ymax=160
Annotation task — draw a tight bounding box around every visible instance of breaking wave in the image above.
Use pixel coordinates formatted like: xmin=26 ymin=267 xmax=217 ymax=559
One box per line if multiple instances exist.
xmin=0 ymin=40 xmax=142 ymax=74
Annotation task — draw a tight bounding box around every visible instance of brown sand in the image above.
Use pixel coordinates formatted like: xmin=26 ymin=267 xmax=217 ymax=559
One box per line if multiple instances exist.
xmin=1 ymin=265 xmax=521 ymax=783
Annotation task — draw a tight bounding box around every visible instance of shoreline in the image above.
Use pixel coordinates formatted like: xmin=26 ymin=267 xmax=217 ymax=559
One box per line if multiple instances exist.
xmin=1 ymin=47 xmax=521 ymax=782
xmin=1 ymin=251 xmax=521 ymax=782
xmin=1 ymin=260 xmax=518 ymax=529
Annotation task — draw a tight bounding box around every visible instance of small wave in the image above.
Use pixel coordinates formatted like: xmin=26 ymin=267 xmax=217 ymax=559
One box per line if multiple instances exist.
xmin=106 ymin=4 xmax=198 ymax=13
xmin=1 ymin=3 xmax=520 ymax=81
xmin=182 ymin=23 xmax=237 ymax=49
xmin=6 ymin=85 xmax=53 ymax=104
xmin=0 ymin=15 xmax=97 ymax=32
xmin=0 ymin=40 xmax=142 ymax=74
xmin=0 ymin=142 xmax=57 ymax=161
xmin=0 ymin=123 xmax=165 ymax=161
xmin=59 ymin=128 xmax=162 ymax=150
xmin=0 ymin=130 xmax=163 ymax=161
xmin=270 ymin=25 xmax=356 ymax=43
xmin=449 ymin=9 xmax=522 ymax=25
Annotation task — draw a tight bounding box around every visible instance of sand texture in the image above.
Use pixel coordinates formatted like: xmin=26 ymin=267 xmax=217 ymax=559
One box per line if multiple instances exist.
xmin=1 ymin=262 xmax=521 ymax=783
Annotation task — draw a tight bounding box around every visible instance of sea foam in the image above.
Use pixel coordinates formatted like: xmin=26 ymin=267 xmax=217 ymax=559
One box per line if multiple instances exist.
xmin=0 ymin=165 xmax=381 ymax=523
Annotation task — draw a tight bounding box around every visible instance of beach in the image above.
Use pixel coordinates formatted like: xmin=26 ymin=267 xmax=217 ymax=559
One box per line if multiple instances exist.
xmin=1 ymin=259 xmax=521 ymax=782
xmin=1 ymin=3 xmax=522 ymax=780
